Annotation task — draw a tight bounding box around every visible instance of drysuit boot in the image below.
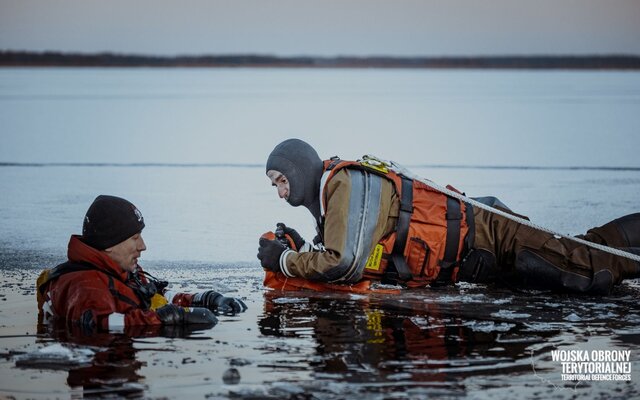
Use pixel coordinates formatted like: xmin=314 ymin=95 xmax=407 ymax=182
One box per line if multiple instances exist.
xmin=582 ymin=213 xmax=640 ymax=280
xmin=584 ymin=213 xmax=640 ymax=247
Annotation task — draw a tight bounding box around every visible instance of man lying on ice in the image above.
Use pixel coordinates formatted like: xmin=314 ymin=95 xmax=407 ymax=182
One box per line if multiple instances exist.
xmin=258 ymin=139 xmax=640 ymax=294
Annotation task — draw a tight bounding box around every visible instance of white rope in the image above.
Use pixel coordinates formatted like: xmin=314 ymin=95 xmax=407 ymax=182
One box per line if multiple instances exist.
xmin=361 ymin=155 xmax=640 ymax=263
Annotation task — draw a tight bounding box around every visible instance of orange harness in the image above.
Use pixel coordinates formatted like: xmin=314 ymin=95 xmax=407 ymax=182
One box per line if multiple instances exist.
xmin=262 ymin=158 xmax=474 ymax=292
xmin=320 ymin=159 xmax=472 ymax=287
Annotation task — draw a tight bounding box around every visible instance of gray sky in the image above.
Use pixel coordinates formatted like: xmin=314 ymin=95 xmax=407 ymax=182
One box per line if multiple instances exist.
xmin=1 ymin=0 xmax=640 ymax=56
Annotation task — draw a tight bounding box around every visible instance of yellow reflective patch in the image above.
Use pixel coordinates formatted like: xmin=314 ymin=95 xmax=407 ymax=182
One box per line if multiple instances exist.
xmin=365 ymin=244 xmax=384 ymax=271
xmin=150 ymin=293 xmax=168 ymax=311
xmin=36 ymin=269 xmax=50 ymax=310
xmin=366 ymin=309 xmax=384 ymax=343
xmin=359 ymin=155 xmax=391 ymax=174
xmin=360 ymin=161 xmax=389 ymax=174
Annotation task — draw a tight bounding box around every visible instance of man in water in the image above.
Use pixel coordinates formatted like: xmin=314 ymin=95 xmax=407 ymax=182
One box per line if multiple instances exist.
xmin=257 ymin=138 xmax=640 ymax=294
xmin=38 ymin=195 xmax=246 ymax=333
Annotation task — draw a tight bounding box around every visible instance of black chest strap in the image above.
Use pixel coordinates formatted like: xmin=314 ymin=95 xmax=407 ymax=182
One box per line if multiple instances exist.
xmin=39 ymin=261 xmax=100 ymax=295
xmin=433 ymin=200 xmax=474 ymax=285
xmin=388 ymin=176 xmax=414 ymax=282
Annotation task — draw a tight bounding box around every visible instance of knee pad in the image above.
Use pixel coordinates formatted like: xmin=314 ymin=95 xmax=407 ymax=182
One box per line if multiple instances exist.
xmin=514 ymin=249 xmax=613 ymax=294
xmin=458 ymin=249 xmax=498 ymax=283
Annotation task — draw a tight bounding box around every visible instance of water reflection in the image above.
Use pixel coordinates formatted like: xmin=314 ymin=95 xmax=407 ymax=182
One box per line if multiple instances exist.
xmin=25 ymin=323 xmax=211 ymax=398
xmin=259 ymin=290 xmax=560 ymax=392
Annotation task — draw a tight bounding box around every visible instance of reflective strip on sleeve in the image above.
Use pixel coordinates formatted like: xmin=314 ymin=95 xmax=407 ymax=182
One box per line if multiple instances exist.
xmin=299 ymin=241 xmax=314 ymax=252
xmin=280 ymin=249 xmax=296 ymax=277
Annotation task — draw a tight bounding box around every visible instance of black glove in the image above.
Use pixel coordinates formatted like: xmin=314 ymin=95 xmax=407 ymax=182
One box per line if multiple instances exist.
xmin=277 ymin=223 xmax=306 ymax=250
xmin=155 ymin=304 xmax=218 ymax=326
xmin=257 ymin=237 xmax=286 ymax=272
xmin=192 ymin=290 xmax=248 ymax=315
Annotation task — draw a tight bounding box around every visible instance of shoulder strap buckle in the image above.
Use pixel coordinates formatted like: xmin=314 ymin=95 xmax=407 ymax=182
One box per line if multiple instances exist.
xmin=359 ymin=154 xmax=391 ymax=174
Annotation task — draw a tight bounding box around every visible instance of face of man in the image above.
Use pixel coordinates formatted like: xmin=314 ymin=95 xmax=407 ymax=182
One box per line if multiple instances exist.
xmin=104 ymin=232 xmax=146 ymax=272
xmin=267 ymin=170 xmax=290 ymax=201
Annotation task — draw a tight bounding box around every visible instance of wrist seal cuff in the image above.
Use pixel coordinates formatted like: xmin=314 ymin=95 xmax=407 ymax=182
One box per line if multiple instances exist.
xmin=280 ymin=249 xmax=295 ymax=277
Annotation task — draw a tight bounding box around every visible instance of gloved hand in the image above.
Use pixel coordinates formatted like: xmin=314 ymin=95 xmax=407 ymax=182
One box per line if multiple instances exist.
xmin=277 ymin=223 xmax=306 ymax=251
xmin=155 ymin=304 xmax=218 ymax=325
xmin=257 ymin=237 xmax=287 ymax=272
xmin=192 ymin=290 xmax=248 ymax=315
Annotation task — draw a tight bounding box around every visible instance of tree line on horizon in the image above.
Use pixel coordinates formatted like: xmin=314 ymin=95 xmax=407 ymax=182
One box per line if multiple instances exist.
xmin=1 ymin=50 xmax=640 ymax=69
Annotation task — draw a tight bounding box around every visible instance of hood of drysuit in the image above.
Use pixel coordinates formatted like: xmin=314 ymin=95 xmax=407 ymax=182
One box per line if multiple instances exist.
xmin=67 ymin=235 xmax=129 ymax=280
xmin=266 ymin=138 xmax=323 ymax=216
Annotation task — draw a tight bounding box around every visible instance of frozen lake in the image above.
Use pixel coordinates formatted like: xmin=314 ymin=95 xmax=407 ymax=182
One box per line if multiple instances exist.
xmin=1 ymin=164 xmax=639 ymax=399
xmin=0 ymin=164 xmax=638 ymax=265
xmin=0 ymin=68 xmax=639 ymax=399
xmin=1 ymin=67 xmax=640 ymax=167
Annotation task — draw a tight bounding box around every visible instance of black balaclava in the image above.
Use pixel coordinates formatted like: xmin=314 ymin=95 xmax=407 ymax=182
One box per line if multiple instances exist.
xmin=266 ymin=138 xmax=323 ymax=219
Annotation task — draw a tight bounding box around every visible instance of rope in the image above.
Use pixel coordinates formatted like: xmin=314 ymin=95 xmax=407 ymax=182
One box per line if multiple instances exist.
xmin=361 ymin=155 xmax=640 ymax=263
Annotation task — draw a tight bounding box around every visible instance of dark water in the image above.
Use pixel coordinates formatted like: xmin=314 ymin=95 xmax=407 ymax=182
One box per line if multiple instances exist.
xmin=1 ymin=257 xmax=639 ymax=399
xmin=1 ymin=164 xmax=639 ymax=398
xmin=254 ymin=284 xmax=640 ymax=399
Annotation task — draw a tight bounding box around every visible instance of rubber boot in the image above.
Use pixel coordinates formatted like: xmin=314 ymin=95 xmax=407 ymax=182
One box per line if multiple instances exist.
xmin=613 ymin=214 xmax=640 ymax=247
xmin=585 ymin=213 xmax=640 ymax=247
xmin=458 ymin=249 xmax=499 ymax=283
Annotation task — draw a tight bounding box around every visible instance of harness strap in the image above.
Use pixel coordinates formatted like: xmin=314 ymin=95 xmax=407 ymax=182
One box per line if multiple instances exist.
xmin=463 ymin=202 xmax=475 ymax=255
xmin=388 ymin=159 xmax=640 ymax=263
xmin=326 ymin=156 xmax=342 ymax=171
xmin=38 ymin=261 xmax=97 ymax=294
xmin=389 ymin=176 xmax=414 ymax=282
xmin=106 ymin=275 xmax=141 ymax=308
xmin=433 ymin=196 xmax=463 ymax=284
xmin=41 ymin=261 xmax=143 ymax=308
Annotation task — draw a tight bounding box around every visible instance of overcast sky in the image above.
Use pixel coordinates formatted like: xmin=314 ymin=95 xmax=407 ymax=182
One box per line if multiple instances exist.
xmin=1 ymin=0 xmax=640 ymax=56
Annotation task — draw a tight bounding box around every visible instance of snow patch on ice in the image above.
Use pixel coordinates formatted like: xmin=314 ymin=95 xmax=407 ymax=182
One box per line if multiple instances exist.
xmin=272 ymin=297 xmax=308 ymax=304
xmin=492 ymin=297 xmax=514 ymax=305
xmin=15 ymin=343 xmax=95 ymax=369
xmin=465 ymin=321 xmax=515 ymax=333
xmin=491 ymin=310 xmax=531 ymax=319
xmin=430 ymin=294 xmax=487 ymax=304
xmin=564 ymin=313 xmax=582 ymax=322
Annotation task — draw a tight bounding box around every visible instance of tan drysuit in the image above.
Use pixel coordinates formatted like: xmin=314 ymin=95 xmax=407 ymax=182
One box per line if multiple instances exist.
xmin=281 ymin=167 xmax=639 ymax=294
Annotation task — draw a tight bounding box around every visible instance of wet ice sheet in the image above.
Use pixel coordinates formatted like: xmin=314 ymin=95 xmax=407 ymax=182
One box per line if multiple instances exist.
xmin=1 ymin=69 xmax=639 ymax=399
xmin=14 ymin=343 xmax=95 ymax=369
xmin=1 ymin=263 xmax=639 ymax=399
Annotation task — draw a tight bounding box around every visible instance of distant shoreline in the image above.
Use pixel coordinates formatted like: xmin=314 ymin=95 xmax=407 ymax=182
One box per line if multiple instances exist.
xmin=1 ymin=162 xmax=638 ymax=171
xmin=2 ymin=51 xmax=640 ymax=69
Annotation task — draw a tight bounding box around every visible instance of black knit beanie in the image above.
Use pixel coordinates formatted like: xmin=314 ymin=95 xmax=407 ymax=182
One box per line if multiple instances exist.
xmin=82 ymin=195 xmax=145 ymax=250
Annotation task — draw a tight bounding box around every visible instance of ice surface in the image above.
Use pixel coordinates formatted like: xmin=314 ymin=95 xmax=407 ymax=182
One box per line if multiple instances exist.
xmin=15 ymin=343 xmax=95 ymax=369
xmin=1 ymin=68 xmax=639 ymax=399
